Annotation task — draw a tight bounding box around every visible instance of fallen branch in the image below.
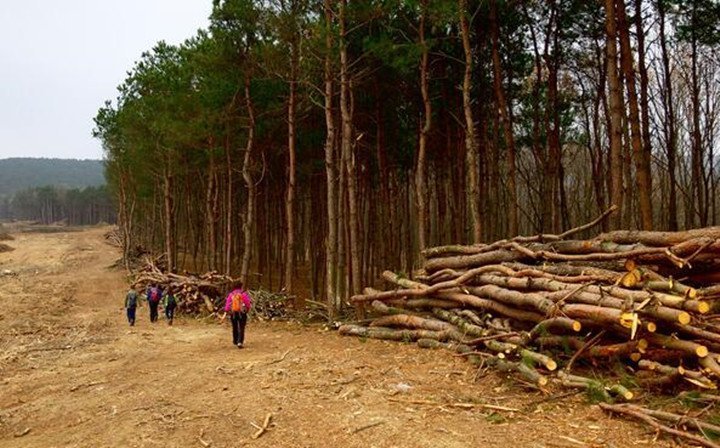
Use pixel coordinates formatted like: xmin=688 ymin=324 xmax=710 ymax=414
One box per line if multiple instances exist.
xmin=251 ymin=413 xmax=273 ymax=439
xmin=600 ymin=402 xmax=720 ymax=448
xmin=350 ymin=420 xmax=384 ymax=434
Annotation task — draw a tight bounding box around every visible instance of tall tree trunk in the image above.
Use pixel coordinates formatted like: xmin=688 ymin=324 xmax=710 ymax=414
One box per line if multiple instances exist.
xmin=604 ymin=0 xmax=624 ymax=230
xmin=162 ymin=151 xmax=175 ymax=273
xmin=657 ymin=0 xmax=678 ymax=230
xmin=616 ymin=0 xmax=653 ymax=230
xmin=415 ymin=0 xmax=431 ymax=252
xmin=489 ymin=0 xmax=518 ymax=237
xmin=690 ymin=25 xmax=705 ymax=227
xmin=240 ymin=74 xmax=256 ymax=286
xmin=324 ymin=0 xmax=339 ymax=317
xmin=459 ymin=0 xmax=482 ymax=243
xmin=339 ymin=0 xmax=361 ymax=304
xmin=285 ymin=19 xmax=299 ymax=295
xmin=224 ymin=133 xmax=233 ymax=275
xmin=206 ymin=151 xmax=217 ymax=271
xmin=635 ymin=0 xmax=654 ymax=219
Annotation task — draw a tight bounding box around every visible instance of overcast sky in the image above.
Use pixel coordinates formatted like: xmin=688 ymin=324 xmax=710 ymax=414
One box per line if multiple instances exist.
xmin=0 ymin=1 xmax=212 ymax=160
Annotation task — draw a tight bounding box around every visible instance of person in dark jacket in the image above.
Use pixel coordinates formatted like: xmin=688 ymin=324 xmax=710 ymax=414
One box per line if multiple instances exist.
xmin=146 ymin=284 xmax=162 ymax=323
xmin=163 ymin=287 xmax=177 ymax=326
xmin=125 ymin=285 xmax=139 ymax=326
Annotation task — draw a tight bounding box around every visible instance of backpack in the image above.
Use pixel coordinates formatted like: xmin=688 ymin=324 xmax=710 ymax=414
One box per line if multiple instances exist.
xmin=149 ymin=287 xmax=160 ymax=303
xmin=126 ymin=290 xmax=138 ymax=308
xmin=231 ymin=292 xmax=245 ymax=312
xmin=166 ymin=294 xmax=176 ymax=307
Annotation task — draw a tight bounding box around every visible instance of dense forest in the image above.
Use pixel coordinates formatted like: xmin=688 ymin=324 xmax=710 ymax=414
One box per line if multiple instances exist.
xmin=0 ymin=158 xmax=112 ymax=225
xmin=93 ymin=0 xmax=720 ymax=313
xmin=0 ymin=158 xmax=105 ymax=196
xmin=0 ymin=185 xmax=116 ymax=225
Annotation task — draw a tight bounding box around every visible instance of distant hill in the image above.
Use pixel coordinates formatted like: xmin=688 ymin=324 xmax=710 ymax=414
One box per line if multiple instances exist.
xmin=0 ymin=158 xmax=105 ymax=196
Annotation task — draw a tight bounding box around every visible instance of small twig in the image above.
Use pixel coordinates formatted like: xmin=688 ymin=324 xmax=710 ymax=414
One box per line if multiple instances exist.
xmin=388 ymin=397 xmax=519 ymax=412
xmin=14 ymin=428 xmax=31 ymax=437
xmin=265 ymin=349 xmax=292 ymax=366
xmin=683 ymin=240 xmax=712 ymax=267
xmin=557 ymin=205 xmax=618 ymax=239
xmin=557 ymin=435 xmax=587 ymax=446
xmin=350 ymin=420 xmax=384 ymax=434
xmin=251 ymin=413 xmax=273 ymax=439
xmin=555 ymin=282 xmax=592 ymax=308
xmin=453 ymin=350 xmax=496 ymax=358
xmin=600 ymin=403 xmax=720 ymax=448
xmin=465 ymin=332 xmax=520 ymax=345
xmin=70 ymin=381 xmax=105 ymax=392
xmin=565 ymin=330 xmax=606 ymax=373
xmin=197 ymin=427 xmax=211 ymax=447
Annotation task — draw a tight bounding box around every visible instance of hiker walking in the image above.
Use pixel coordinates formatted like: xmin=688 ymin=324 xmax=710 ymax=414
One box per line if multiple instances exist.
xmin=125 ymin=284 xmax=139 ymax=326
xmin=163 ymin=287 xmax=177 ymax=326
xmin=146 ymin=284 xmax=162 ymax=323
xmin=221 ymin=281 xmax=252 ymax=349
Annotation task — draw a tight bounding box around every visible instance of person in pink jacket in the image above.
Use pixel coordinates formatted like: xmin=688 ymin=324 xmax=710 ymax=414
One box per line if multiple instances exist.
xmin=221 ymin=281 xmax=252 ymax=349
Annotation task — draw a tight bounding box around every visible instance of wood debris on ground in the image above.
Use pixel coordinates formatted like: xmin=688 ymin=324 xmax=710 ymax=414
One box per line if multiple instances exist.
xmin=339 ymin=207 xmax=720 ymax=445
xmin=132 ymin=257 xmax=291 ymax=320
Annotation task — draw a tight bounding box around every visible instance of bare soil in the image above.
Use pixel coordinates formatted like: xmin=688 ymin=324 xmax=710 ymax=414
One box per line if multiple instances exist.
xmin=0 ymin=227 xmax=675 ymax=447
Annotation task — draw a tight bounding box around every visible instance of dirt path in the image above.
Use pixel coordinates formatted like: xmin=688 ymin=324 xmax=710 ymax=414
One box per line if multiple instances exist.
xmin=0 ymin=228 xmax=670 ymax=447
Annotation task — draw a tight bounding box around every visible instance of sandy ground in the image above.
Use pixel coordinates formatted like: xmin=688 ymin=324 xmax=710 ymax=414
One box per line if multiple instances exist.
xmin=0 ymin=227 xmax=677 ymax=447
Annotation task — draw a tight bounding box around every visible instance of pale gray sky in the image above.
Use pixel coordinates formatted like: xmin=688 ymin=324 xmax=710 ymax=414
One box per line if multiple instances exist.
xmin=0 ymin=1 xmax=212 ymax=160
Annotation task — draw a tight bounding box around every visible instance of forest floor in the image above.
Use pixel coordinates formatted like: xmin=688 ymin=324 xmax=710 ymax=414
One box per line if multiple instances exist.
xmin=0 ymin=226 xmax=681 ymax=447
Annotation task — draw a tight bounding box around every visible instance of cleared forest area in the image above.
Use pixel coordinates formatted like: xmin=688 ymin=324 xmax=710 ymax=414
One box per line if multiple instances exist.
xmin=94 ymin=0 xmax=720 ymax=314
xmin=0 ymin=227 xmax=679 ymax=448
xmin=86 ymin=0 xmax=720 ymax=445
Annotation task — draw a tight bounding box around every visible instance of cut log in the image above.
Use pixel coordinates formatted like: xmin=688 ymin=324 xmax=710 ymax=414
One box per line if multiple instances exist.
xmin=339 ymin=324 xmax=452 ymax=342
xmin=646 ymin=333 xmax=708 ymax=358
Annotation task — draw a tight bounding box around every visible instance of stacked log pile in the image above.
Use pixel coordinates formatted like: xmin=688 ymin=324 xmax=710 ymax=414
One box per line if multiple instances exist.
xmin=133 ymin=258 xmax=234 ymax=314
xmin=132 ymin=259 xmax=292 ymax=320
xmin=342 ymin=209 xmax=720 ymax=399
xmin=248 ymin=289 xmax=291 ymax=321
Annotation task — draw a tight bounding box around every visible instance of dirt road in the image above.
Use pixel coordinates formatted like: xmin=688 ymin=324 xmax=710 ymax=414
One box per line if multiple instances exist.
xmin=0 ymin=228 xmax=669 ymax=447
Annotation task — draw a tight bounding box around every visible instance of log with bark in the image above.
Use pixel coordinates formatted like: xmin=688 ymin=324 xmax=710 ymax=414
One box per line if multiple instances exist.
xmin=132 ymin=258 xmax=292 ymax=320
xmin=340 ymin=211 xmax=720 ymax=406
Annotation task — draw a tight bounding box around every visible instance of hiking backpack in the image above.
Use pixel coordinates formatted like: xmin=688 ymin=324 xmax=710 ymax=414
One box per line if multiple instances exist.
xmin=231 ymin=292 xmax=244 ymax=312
xmin=149 ymin=287 xmax=160 ymax=303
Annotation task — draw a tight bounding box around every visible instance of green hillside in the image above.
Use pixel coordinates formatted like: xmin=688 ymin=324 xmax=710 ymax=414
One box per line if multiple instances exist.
xmin=0 ymin=158 xmax=105 ymax=196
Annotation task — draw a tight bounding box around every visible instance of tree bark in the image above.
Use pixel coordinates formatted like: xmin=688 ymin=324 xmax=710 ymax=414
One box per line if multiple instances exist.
xmin=489 ymin=0 xmax=518 ymax=237
xmin=415 ymin=0 xmax=431 ymax=252
xmin=240 ymin=73 xmax=256 ymax=286
xmin=616 ymin=0 xmax=653 ymax=230
xmin=604 ymin=0 xmax=624 ymax=230
xmin=162 ymin=152 xmax=175 ymax=273
xmin=339 ymin=0 xmax=361 ymax=305
xmin=224 ymin=132 xmax=233 ymax=275
xmin=690 ymin=23 xmax=705 ymax=227
xmin=324 ymin=0 xmax=338 ymax=317
xmin=459 ymin=0 xmax=482 ymax=243
xmin=205 ymin=148 xmax=217 ymax=271
xmin=634 ymin=0 xmax=654 ymax=226
xmin=657 ymin=0 xmax=678 ymax=231
xmin=284 ymin=8 xmax=299 ymax=294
